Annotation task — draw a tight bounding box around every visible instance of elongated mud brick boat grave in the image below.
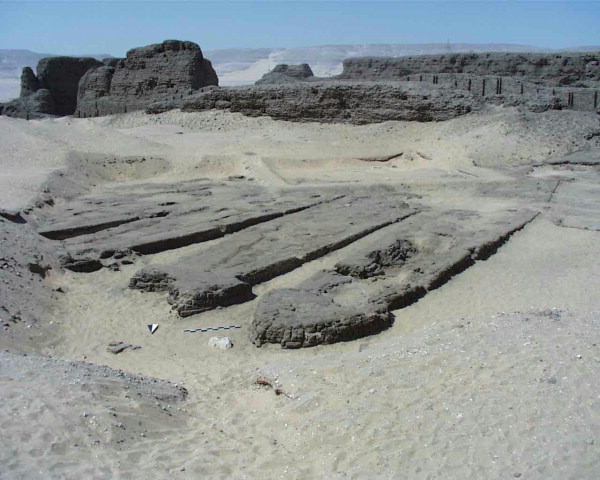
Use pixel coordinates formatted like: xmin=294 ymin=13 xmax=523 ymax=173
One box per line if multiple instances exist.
xmin=37 ymin=176 xmax=556 ymax=348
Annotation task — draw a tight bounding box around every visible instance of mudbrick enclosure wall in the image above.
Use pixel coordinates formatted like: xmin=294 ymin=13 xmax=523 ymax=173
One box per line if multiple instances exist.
xmin=255 ymin=63 xmax=315 ymax=85
xmin=75 ymin=40 xmax=218 ymax=117
xmin=337 ymin=52 xmax=600 ymax=86
xmin=332 ymin=53 xmax=600 ymax=113
xmin=1 ymin=57 xmax=103 ymax=118
xmin=375 ymin=72 xmax=599 ymax=112
xmin=177 ymin=82 xmax=478 ymax=123
xmin=247 ymin=52 xmax=600 ymax=115
xmin=2 ymin=47 xmax=599 ymax=120
xmin=0 ymin=40 xmax=218 ymax=119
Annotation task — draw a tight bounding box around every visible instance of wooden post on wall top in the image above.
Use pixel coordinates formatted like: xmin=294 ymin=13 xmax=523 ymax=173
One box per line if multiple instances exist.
xmin=468 ymin=78 xmax=471 ymax=91
xmin=482 ymin=78 xmax=486 ymax=96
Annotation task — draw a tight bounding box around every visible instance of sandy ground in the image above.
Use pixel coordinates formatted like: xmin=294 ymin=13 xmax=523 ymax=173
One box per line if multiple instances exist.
xmin=1 ymin=107 xmax=599 ymax=479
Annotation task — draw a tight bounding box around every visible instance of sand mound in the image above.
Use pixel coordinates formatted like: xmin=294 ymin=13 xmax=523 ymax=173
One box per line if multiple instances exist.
xmin=256 ymin=309 xmax=600 ymax=478
xmin=0 ymin=352 xmax=187 ymax=479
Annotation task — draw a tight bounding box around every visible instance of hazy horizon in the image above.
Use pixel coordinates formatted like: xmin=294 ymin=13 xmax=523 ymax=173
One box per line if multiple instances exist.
xmin=1 ymin=1 xmax=599 ymax=56
xmin=4 ymin=41 xmax=600 ymax=58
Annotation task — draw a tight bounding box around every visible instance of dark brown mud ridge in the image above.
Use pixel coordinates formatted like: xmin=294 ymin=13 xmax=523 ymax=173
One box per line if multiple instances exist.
xmin=129 ymin=194 xmax=417 ymax=316
xmin=250 ymin=210 xmax=539 ymax=348
xmin=31 ymin=175 xmax=566 ymax=348
xmin=35 ymin=179 xmax=345 ymax=272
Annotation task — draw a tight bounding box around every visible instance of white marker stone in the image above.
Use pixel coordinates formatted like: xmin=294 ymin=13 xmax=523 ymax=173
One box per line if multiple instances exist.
xmin=208 ymin=337 xmax=233 ymax=349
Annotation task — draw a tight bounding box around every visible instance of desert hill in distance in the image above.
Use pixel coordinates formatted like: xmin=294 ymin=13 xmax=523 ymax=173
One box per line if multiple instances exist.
xmin=2 ymin=42 xmax=599 ymax=101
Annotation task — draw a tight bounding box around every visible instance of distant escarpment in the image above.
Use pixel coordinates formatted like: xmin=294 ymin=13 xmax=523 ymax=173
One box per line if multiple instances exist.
xmin=337 ymin=52 xmax=600 ymax=87
xmin=1 ymin=57 xmax=103 ymax=118
xmin=75 ymin=40 xmax=218 ymax=117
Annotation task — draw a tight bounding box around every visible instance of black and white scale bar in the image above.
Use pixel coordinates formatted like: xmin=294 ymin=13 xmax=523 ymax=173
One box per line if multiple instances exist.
xmin=184 ymin=325 xmax=242 ymax=334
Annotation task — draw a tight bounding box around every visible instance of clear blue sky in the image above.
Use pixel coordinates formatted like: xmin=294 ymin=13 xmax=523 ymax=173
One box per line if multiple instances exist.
xmin=1 ymin=1 xmax=599 ymax=55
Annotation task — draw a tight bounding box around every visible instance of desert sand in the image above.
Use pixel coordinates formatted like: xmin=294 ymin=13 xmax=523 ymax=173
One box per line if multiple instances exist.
xmin=1 ymin=105 xmax=599 ymax=479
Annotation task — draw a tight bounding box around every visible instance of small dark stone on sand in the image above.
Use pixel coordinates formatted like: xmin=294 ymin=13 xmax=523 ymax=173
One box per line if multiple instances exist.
xmin=107 ymin=342 xmax=141 ymax=355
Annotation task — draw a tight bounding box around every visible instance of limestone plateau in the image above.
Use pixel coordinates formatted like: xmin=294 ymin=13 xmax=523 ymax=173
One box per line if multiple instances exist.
xmin=1 ymin=40 xmax=599 ymax=121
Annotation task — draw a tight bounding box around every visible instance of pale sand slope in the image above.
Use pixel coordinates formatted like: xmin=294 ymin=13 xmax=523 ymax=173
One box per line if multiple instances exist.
xmin=1 ymin=108 xmax=599 ymax=479
xmin=0 ymin=115 xmax=170 ymax=211
xmin=0 ymin=351 xmax=188 ymax=479
xmin=2 ymin=107 xmax=598 ymax=209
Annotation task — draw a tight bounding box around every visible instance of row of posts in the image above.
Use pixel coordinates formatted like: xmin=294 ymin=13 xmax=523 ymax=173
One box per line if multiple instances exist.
xmin=405 ymin=75 xmax=506 ymax=94
xmin=403 ymin=74 xmax=599 ymax=109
